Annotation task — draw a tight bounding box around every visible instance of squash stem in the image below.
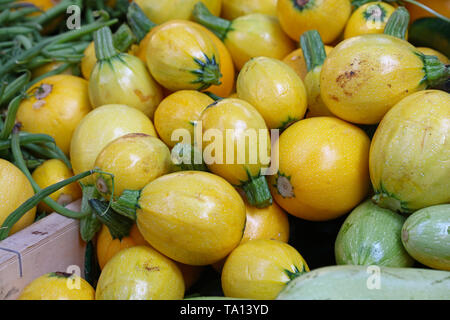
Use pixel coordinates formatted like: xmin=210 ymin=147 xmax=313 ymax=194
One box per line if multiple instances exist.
xmin=300 ymin=30 xmax=327 ymax=72
xmin=89 ymin=198 xmax=134 ymax=240
xmin=79 ymin=184 xmax=102 ymax=242
xmin=126 ymin=2 xmax=157 ymax=42
xmin=191 ymin=54 xmax=222 ymax=90
xmin=192 ymin=2 xmax=232 ymax=41
xmin=241 ymin=175 xmax=273 ymax=208
xmin=112 ymin=23 xmax=136 ymax=53
xmin=421 ymin=54 xmax=450 ymax=89
xmin=110 ymin=189 xmax=141 ymax=221
xmin=384 ymin=7 xmax=409 ymax=40
xmin=93 ymin=26 xmax=119 ymax=61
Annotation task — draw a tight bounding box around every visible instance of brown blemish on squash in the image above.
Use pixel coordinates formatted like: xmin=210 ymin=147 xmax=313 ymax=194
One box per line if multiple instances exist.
xmin=330 ymin=95 xmax=339 ymax=102
xmin=134 ymin=89 xmax=151 ymax=102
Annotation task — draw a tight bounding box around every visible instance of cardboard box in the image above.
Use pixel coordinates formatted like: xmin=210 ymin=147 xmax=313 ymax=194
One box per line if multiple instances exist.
xmin=0 ymin=200 xmax=85 ymax=300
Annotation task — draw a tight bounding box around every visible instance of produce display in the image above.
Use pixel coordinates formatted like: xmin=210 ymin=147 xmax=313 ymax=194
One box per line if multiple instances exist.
xmin=0 ymin=0 xmax=448 ymax=302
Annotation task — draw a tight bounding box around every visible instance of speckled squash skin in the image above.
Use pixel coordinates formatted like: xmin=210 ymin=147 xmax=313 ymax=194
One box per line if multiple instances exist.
xmin=18 ymin=272 xmax=95 ymax=300
xmin=153 ymin=90 xmax=214 ymax=148
xmin=16 ymin=75 xmax=92 ymax=155
xmin=199 ymin=98 xmax=271 ymax=186
xmin=93 ymin=133 xmax=172 ymax=199
xmin=369 ymin=90 xmax=450 ymax=213
xmin=344 ymin=2 xmax=396 ymax=39
xmin=145 ymin=20 xmax=222 ymax=91
xmin=32 ymin=159 xmax=82 ymax=213
xmin=237 ymin=57 xmax=308 ymax=129
xmin=227 ymin=14 xmax=295 ymax=71
xmin=401 ymin=204 xmax=450 ymax=271
xmin=269 ymin=117 xmax=370 ymax=221
xmin=136 ymin=171 xmax=246 ymax=266
xmin=212 ymin=199 xmax=290 ymax=272
xmin=95 ymin=246 xmax=185 ymax=300
xmin=221 ymin=239 xmax=309 ymax=300
xmin=335 ymin=200 xmax=414 ymax=267
xmin=70 ymin=104 xmax=157 ymax=185
xmin=0 ymin=159 xmax=36 ymax=235
xmin=89 ymin=53 xmax=163 ymax=119
xmin=320 ymin=34 xmax=427 ymax=124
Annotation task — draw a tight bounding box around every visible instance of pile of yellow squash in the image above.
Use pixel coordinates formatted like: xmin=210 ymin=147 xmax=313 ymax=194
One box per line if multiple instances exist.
xmin=0 ymin=0 xmax=448 ymax=301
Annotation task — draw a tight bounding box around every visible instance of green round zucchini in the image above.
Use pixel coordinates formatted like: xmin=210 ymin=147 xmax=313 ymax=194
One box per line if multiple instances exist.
xmin=402 ymin=204 xmax=450 ymax=271
xmin=276 ymin=265 xmax=450 ymax=300
xmin=335 ymin=200 xmax=414 ymax=267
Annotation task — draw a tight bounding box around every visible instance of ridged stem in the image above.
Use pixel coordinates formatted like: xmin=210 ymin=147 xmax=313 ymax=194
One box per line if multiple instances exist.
xmin=192 ymin=2 xmax=231 ymax=41
xmin=300 ymin=30 xmax=327 ymax=72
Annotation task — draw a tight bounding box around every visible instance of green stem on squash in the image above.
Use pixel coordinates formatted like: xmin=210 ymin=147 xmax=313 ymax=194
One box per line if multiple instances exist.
xmin=384 ymin=6 xmax=410 ymax=39
xmin=93 ymin=26 xmax=119 ymax=61
xmin=300 ymin=30 xmax=327 ymax=72
xmin=79 ymin=184 xmax=102 ymax=242
xmin=112 ymin=23 xmax=136 ymax=53
xmin=126 ymin=2 xmax=157 ymax=42
xmin=192 ymin=2 xmax=232 ymax=41
xmin=89 ymin=198 xmax=134 ymax=240
xmin=241 ymin=174 xmax=273 ymax=208
xmin=419 ymin=53 xmax=450 ymax=89
xmin=110 ymin=189 xmax=141 ymax=221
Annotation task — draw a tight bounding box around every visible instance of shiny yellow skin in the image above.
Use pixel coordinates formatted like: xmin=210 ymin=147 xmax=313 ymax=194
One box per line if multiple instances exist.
xmin=277 ymin=0 xmax=351 ymax=44
xmin=95 ymin=246 xmax=185 ymax=300
xmin=18 ymin=272 xmax=95 ymax=300
xmin=236 ymin=57 xmax=308 ymax=129
xmin=153 ymin=90 xmax=214 ymax=148
xmin=0 ymin=159 xmax=36 ymax=236
xmin=223 ymin=14 xmax=295 ymax=71
xmin=70 ymin=104 xmax=157 ymax=185
xmin=212 ymin=199 xmax=290 ymax=272
xmin=89 ymin=53 xmax=163 ymax=119
xmin=369 ymin=90 xmax=450 ymax=213
xmin=81 ymin=42 xmax=96 ymax=80
xmin=344 ymin=2 xmax=396 ymax=39
xmin=199 ymin=98 xmax=271 ymax=186
xmin=16 ymin=75 xmax=92 ymax=155
xmin=221 ymin=239 xmax=309 ymax=300
xmin=31 ymin=61 xmax=73 ymax=79
xmin=282 ymin=45 xmax=334 ymax=81
xmin=32 ymin=159 xmax=82 ymax=213
xmin=93 ymin=133 xmax=172 ymax=199
xmin=269 ymin=117 xmax=370 ymax=221
xmin=304 ymin=65 xmax=334 ymax=117
xmin=417 ymin=47 xmax=449 ymax=65
xmin=96 ymin=224 xmax=203 ymax=289
xmin=135 ymin=0 xmax=222 ymax=25
xmin=145 ymin=20 xmax=222 ymax=91
xmin=222 ymin=0 xmax=278 ymax=20
xmin=136 ymin=171 xmax=246 ymax=266
xmin=320 ymin=34 xmax=427 ymax=124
